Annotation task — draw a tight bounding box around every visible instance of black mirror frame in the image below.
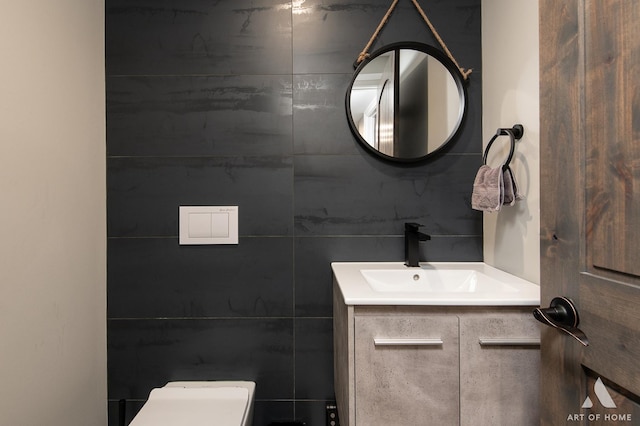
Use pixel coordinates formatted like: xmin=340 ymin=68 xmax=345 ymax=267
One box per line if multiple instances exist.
xmin=346 ymin=42 xmax=469 ymax=163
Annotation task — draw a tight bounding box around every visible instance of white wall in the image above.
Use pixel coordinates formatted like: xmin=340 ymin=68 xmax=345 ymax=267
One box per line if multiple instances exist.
xmin=481 ymin=0 xmax=540 ymax=283
xmin=0 ymin=1 xmax=106 ymax=425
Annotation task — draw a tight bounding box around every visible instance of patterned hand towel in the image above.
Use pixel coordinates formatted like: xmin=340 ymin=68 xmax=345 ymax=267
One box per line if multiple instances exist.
xmin=503 ymin=166 xmax=523 ymax=206
xmin=471 ymin=165 xmax=504 ymax=212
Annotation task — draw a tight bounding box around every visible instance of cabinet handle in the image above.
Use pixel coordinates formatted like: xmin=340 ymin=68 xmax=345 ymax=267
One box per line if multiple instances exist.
xmin=374 ymin=338 xmax=443 ymax=346
xmin=478 ymin=338 xmax=540 ymax=347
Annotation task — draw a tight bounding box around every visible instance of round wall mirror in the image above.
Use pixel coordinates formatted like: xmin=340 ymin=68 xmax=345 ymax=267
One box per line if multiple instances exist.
xmin=346 ymin=42 xmax=467 ymax=162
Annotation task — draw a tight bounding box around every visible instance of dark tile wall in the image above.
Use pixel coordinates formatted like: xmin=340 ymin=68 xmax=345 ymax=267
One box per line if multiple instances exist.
xmin=106 ymin=1 xmax=482 ymax=425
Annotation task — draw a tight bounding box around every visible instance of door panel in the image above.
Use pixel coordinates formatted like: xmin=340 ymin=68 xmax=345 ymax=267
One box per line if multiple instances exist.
xmin=540 ymin=0 xmax=640 ymax=423
xmin=586 ymin=0 xmax=640 ymax=277
xmin=580 ymin=277 xmax=640 ymax=395
xmin=540 ymin=0 xmax=586 ymax=420
xmin=582 ymin=0 xmax=640 ymax=401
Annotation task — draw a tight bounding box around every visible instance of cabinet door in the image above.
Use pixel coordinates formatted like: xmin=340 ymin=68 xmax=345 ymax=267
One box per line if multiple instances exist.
xmin=459 ymin=311 xmax=540 ymax=426
xmin=354 ymin=315 xmax=459 ymax=426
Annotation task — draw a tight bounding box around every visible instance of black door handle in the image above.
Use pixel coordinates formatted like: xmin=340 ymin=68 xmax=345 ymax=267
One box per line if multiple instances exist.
xmin=533 ymin=296 xmax=589 ymax=346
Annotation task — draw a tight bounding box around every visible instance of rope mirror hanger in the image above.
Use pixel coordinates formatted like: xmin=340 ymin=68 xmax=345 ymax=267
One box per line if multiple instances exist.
xmin=355 ymin=0 xmax=473 ymax=80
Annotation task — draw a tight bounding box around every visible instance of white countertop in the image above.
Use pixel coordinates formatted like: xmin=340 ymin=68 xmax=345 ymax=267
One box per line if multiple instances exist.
xmin=332 ymin=262 xmax=540 ymax=306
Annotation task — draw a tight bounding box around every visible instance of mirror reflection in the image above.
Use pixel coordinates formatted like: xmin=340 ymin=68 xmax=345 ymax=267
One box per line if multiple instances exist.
xmin=347 ymin=44 xmax=466 ymax=161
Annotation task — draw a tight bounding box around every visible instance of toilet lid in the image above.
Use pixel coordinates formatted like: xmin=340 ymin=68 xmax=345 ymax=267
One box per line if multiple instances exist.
xmin=130 ymin=387 xmax=249 ymax=426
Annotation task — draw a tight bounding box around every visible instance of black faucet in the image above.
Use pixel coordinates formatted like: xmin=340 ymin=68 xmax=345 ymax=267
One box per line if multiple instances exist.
xmin=404 ymin=223 xmax=431 ymax=267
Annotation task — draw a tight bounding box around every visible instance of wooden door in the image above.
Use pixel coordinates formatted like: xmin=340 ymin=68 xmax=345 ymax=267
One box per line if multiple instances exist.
xmin=540 ymin=0 xmax=640 ymax=424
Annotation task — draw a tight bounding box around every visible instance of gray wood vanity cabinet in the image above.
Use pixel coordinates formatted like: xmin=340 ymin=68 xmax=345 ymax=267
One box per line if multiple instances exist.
xmin=334 ymin=282 xmax=540 ymax=426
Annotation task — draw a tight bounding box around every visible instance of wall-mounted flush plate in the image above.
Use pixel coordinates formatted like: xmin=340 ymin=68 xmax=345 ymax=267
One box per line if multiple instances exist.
xmin=179 ymin=206 xmax=238 ymax=245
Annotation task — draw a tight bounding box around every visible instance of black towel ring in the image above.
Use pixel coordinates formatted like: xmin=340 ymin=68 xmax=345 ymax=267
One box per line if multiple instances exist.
xmin=482 ymin=124 xmax=524 ymax=171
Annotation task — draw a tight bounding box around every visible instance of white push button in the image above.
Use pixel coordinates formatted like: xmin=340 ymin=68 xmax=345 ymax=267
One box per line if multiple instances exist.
xmin=179 ymin=206 xmax=238 ymax=245
xmin=188 ymin=213 xmax=214 ymax=238
xmin=210 ymin=212 xmax=230 ymax=238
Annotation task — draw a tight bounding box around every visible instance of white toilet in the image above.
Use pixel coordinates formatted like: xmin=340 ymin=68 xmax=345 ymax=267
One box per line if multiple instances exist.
xmin=129 ymin=381 xmax=255 ymax=426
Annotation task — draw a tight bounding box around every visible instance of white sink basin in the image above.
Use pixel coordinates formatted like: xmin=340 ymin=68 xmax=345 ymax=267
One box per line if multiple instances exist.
xmin=360 ymin=268 xmax=520 ymax=293
xmin=332 ymin=262 xmax=540 ymax=306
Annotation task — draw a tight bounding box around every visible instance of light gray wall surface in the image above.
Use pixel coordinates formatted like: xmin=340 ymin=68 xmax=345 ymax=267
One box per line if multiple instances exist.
xmin=0 ymin=1 xmax=107 ymax=425
xmin=482 ymin=0 xmax=541 ymax=284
